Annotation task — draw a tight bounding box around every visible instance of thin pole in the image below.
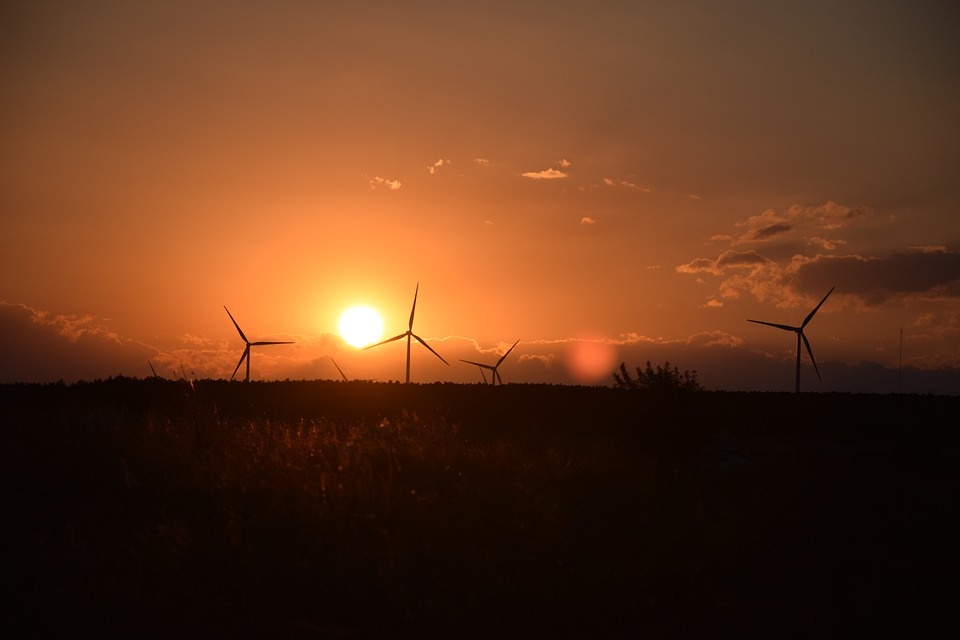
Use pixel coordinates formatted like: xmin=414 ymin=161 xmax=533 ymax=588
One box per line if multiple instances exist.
xmin=898 ymin=326 xmax=903 ymax=394
xmin=795 ymin=332 xmax=802 ymax=393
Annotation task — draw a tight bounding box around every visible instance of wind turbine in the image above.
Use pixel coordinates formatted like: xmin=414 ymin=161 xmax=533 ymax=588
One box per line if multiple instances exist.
xmin=747 ymin=286 xmax=835 ymax=393
xmin=224 ymin=306 xmax=294 ymax=382
xmin=460 ymin=339 xmax=520 ymax=386
xmin=363 ymin=283 xmax=449 ymax=383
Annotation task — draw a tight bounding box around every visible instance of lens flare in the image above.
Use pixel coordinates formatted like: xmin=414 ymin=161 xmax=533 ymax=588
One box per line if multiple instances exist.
xmin=565 ymin=339 xmax=617 ymax=384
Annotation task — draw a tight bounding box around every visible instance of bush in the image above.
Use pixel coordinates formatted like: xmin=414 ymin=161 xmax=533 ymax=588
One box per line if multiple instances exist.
xmin=613 ymin=361 xmax=702 ymax=393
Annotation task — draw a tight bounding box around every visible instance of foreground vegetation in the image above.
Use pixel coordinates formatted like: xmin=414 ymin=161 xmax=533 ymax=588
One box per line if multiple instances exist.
xmin=2 ymin=378 xmax=957 ymax=638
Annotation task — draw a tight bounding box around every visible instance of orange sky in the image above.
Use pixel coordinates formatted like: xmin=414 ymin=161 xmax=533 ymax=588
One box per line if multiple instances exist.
xmin=2 ymin=1 xmax=959 ymax=392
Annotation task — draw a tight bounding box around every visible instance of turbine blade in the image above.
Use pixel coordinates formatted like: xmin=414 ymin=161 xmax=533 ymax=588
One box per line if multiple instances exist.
xmin=801 ymin=286 xmax=835 ymax=328
xmin=330 ymin=358 xmax=348 ymax=381
xmin=495 ymin=370 xmax=503 ymax=385
xmin=363 ymin=333 xmax=407 ymax=350
xmin=460 ymin=359 xmax=494 ymax=370
xmin=747 ymin=319 xmax=799 ymax=332
xmin=411 ymin=333 xmax=449 ymax=365
xmin=251 ymin=341 xmax=295 ymax=346
xmin=409 ymin=283 xmax=419 ymax=330
xmin=497 ymin=339 xmax=520 ymax=366
xmin=224 ymin=306 xmax=250 ymax=344
xmin=801 ymin=332 xmax=822 ymax=382
xmin=231 ymin=347 xmax=249 ymax=381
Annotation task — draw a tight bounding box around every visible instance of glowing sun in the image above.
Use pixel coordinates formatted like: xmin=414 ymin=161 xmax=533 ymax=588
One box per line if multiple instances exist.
xmin=338 ymin=305 xmax=384 ymax=348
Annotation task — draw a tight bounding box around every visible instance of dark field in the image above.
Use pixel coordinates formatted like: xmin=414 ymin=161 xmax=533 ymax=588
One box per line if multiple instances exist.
xmin=2 ymin=379 xmax=957 ymax=638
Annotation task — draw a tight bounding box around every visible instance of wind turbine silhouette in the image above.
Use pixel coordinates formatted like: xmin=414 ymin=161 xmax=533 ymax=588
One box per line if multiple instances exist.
xmin=224 ymin=306 xmax=294 ymax=382
xmin=363 ymin=283 xmax=449 ymax=383
xmin=460 ymin=339 xmax=520 ymax=386
xmin=747 ymin=286 xmax=835 ymax=393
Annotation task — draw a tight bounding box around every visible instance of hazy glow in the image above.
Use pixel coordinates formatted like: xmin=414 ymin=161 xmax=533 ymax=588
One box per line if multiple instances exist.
xmin=565 ymin=341 xmax=618 ymax=384
xmin=338 ymin=306 xmax=384 ymax=348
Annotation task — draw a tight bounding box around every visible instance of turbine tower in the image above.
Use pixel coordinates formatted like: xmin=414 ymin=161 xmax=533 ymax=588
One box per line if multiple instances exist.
xmin=224 ymin=306 xmax=294 ymax=382
xmin=460 ymin=339 xmax=520 ymax=386
xmin=363 ymin=283 xmax=449 ymax=383
xmin=747 ymin=286 xmax=835 ymax=393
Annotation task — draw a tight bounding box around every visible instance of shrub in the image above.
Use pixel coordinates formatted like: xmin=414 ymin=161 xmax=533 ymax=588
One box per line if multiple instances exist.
xmin=613 ymin=361 xmax=702 ymax=393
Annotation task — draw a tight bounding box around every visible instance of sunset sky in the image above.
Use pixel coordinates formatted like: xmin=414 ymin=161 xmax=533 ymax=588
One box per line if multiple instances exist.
xmin=3 ymin=1 xmax=959 ymax=393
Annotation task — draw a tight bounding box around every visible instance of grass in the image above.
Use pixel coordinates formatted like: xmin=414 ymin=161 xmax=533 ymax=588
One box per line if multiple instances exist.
xmin=2 ymin=378 xmax=957 ymax=638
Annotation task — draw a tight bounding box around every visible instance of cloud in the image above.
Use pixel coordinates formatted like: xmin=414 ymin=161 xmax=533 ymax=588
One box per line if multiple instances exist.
xmin=677 ymin=200 xmax=956 ymax=309
xmin=0 ymin=301 xmax=317 ymax=383
xmin=0 ymin=302 xmax=157 ymax=383
xmin=474 ymin=158 xmax=490 ymax=167
xmin=683 ymin=330 xmax=745 ymax=348
xmin=910 ymin=308 xmax=960 ymax=344
xmin=792 ymin=248 xmax=960 ymax=306
xmin=427 ymin=159 xmax=450 ymax=175
xmin=680 ymin=242 xmax=960 ymax=313
xmin=368 ymin=176 xmax=402 ymax=190
xmin=730 ymin=201 xmax=873 ymax=245
xmin=676 ymin=249 xmax=786 ymax=304
xmin=601 ymin=177 xmax=650 ymax=191
xmin=676 ymin=250 xmax=772 ymax=276
xmin=522 ymin=158 xmax=572 ymax=180
xmin=675 ymin=258 xmax=718 ymax=275
xmin=521 ymin=168 xmax=568 ymax=180
xmin=743 ymin=222 xmax=794 ymax=243
xmin=716 ymin=250 xmax=771 ymax=270
xmin=580 ymin=216 xmax=596 ymax=225
xmin=808 ymin=237 xmax=846 ymax=251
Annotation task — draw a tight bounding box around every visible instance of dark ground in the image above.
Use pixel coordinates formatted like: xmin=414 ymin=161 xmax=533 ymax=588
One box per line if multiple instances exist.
xmin=1 ymin=379 xmax=957 ymax=638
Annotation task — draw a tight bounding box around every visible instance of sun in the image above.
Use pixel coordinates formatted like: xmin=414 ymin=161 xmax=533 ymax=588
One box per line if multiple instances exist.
xmin=338 ymin=305 xmax=384 ymax=348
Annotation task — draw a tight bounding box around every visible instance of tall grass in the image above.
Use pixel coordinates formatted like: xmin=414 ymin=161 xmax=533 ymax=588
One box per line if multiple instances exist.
xmin=4 ymin=380 xmax=656 ymax=637
xmin=2 ymin=379 xmax=956 ymax=638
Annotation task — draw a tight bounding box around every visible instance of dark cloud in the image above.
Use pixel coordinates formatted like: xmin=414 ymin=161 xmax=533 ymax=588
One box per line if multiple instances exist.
xmin=0 ymin=302 xmax=157 ymax=383
xmin=794 ymin=249 xmax=960 ymax=305
xmin=744 ymin=223 xmax=793 ymax=242
xmin=728 ymin=202 xmax=874 ymax=246
xmin=680 ymin=198 xmax=959 ymax=314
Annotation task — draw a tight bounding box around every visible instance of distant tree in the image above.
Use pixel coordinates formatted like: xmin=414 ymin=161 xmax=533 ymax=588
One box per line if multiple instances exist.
xmin=613 ymin=361 xmax=702 ymax=393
